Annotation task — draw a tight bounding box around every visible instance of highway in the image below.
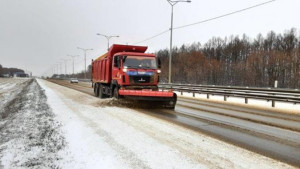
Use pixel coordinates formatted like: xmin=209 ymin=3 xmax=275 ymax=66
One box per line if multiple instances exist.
xmin=48 ymin=79 xmax=300 ymax=167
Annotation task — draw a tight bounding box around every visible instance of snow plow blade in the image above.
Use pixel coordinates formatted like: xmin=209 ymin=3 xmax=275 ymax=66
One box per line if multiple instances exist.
xmin=119 ymin=89 xmax=174 ymax=97
xmin=118 ymin=89 xmax=177 ymax=109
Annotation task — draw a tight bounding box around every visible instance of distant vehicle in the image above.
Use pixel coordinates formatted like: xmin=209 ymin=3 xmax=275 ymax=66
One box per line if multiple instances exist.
xmin=70 ymin=79 xmax=79 ymax=83
xmin=91 ymin=44 xmax=177 ymax=109
xmin=0 ymin=74 xmax=10 ymax=78
xmin=13 ymin=72 xmax=29 ymax=77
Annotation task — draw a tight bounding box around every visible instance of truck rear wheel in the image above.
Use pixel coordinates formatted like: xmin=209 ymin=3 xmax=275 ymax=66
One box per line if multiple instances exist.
xmin=99 ymin=84 xmax=104 ymax=98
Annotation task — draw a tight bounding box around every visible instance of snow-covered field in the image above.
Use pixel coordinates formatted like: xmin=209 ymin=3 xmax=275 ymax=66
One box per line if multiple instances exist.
xmin=0 ymin=78 xmax=296 ymax=168
xmin=0 ymin=78 xmax=29 ymax=90
xmin=0 ymin=78 xmax=31 ymax=112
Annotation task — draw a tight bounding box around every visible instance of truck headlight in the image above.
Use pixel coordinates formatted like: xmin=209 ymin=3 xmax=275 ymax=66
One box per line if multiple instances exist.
xmin=157 ymin=70 xmax=161 ymax=73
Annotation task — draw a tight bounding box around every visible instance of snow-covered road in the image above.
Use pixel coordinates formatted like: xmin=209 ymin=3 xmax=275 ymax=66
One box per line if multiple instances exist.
xmin=0 ymin=78 xmax=296 ymax=168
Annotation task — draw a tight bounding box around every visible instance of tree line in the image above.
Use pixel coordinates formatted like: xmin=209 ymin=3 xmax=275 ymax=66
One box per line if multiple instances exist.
xmin=157 ymin=28 xmax=300 ymax=89
xmin=0 ymin=64 xmax=25 ymax=77
xmin=51 ymin=28 xmax=299 ymax=89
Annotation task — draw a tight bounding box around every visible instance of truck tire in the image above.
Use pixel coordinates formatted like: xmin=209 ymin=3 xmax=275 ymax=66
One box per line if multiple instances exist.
xmin=99 ymin=84 xmax=104 ymax=98
xmin=94 ymin=84 xmax=99 ymax=97
xmin=167 ymin=93 xmax=177 ymax=109
xmin=113 ymin=87 xmax=120 ymax=99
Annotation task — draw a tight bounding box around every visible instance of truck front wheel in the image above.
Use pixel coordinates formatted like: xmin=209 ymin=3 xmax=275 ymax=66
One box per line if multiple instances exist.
xmin=99 ymin=84 xmax=104 ymax=98
xmin=113 ymin=87 xmax=120 ymax=99
xmin=167 ymin=93 xmax=177 ymax=109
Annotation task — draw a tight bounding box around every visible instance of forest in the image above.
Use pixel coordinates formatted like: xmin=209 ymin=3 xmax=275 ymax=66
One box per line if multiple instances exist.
xmin=157 ymin=28 xmax=300 ymax=89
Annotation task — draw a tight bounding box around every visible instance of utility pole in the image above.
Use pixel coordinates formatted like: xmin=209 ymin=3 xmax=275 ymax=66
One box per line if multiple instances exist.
xmin=96 ymin=33 xmax=119 ymax=51
xmin=68 ymin=55 xmax=79 ymax=76
xmin=166 ymin=0 xmax=191 ymax=83
xmin=77 ymin=47 xmax=93 ymax=79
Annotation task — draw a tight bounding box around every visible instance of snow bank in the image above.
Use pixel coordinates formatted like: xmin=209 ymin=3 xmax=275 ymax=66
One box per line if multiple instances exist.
xmin=0 ymin=79 xmax=66 ymax=168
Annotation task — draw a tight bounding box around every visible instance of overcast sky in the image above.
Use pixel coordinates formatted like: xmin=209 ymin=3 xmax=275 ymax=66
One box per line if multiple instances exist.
xmin=1 ymin=0 xmax=299 ymax=76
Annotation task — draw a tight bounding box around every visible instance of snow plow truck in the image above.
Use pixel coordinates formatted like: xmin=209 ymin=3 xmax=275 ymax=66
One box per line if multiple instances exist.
xmin=91 ymin=44 xmax=177 ymax=109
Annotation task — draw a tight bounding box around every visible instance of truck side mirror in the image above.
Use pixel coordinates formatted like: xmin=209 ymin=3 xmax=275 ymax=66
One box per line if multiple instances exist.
xmin=157 ymin=58 xmax=161 ymax=69
xmin=122 ymin=55 xmax=127 ymax=62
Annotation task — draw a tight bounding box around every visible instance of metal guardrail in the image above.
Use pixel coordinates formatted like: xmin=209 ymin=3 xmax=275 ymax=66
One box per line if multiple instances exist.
xmin=51 ymin=77 xmax=91 ymax=83
xmin=51 ymin=78 xmax=299 ymax=107
xmin=159 ymin=83 xmax=300 ymax=107
xmin=77 ymin=78 xmax=92 ymax=82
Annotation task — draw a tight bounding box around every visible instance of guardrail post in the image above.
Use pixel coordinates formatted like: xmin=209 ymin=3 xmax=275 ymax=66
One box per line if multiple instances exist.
xmin=181 ymin=91 xmax=183 ymax=95
xmin=272 ymin=100 xmax=275 ymax=107
xmin=274 ymin=80 xmax=278 ymax=88
xmin=224 ymin=95 xmax=227 ymax=101
xmin=193 ymin=92 xmax=195 ymax=97
xmin=207 ymin=94 xmax=210 ymax=99
xmin=245 ymin=97 xmax=248 ymax=104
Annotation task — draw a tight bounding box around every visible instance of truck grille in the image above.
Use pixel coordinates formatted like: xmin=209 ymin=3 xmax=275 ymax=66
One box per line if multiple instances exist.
xmin=130 ymin=76 xmax=152 ymax=84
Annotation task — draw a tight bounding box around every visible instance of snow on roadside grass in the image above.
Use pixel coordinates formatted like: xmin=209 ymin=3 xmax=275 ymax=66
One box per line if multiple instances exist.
xmin=175 ymin=91 xmax=300 ymax=114
xmin=38 ymin=79 xmax=295 ymax=169
xmin=0 ymin=79 xmax=66 ymax=168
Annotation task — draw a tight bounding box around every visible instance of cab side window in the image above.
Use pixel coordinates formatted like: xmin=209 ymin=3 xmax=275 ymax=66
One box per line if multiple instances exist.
xmin=114 ymin=56 xmax=120 ymax=68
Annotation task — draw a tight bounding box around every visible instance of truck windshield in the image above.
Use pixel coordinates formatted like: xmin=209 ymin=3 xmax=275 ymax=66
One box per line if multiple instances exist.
xmin=123 ymin=56 xmax=157 ymax=69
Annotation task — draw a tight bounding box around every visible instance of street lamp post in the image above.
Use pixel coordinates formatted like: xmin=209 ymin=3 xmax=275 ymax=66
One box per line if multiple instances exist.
xmin=55 ymin=64 xmax=58 ymax=75
xmin=57 ymin=62 xmax=62 ymax=75
xmin=68 ymin=55 xmax=79 ymax=76
xmin=53 ymin=64 xmax=58 ymax=75
xmin=53 ymin=65 xmax=56 ymax=75
xmin=96 ymin=33 xmax=119 ymax=51
xmin=62 ymin=59 xmax=70 ymax=75
xmin=77 ymin=47 xmax=93 ymax=79
xmin=167 ymin=0 xmax=191 ymax=83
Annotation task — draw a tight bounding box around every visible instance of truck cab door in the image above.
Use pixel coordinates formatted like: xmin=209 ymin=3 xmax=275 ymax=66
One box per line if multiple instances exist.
xmin=112 ymin=56 xmax=121 ymax=82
